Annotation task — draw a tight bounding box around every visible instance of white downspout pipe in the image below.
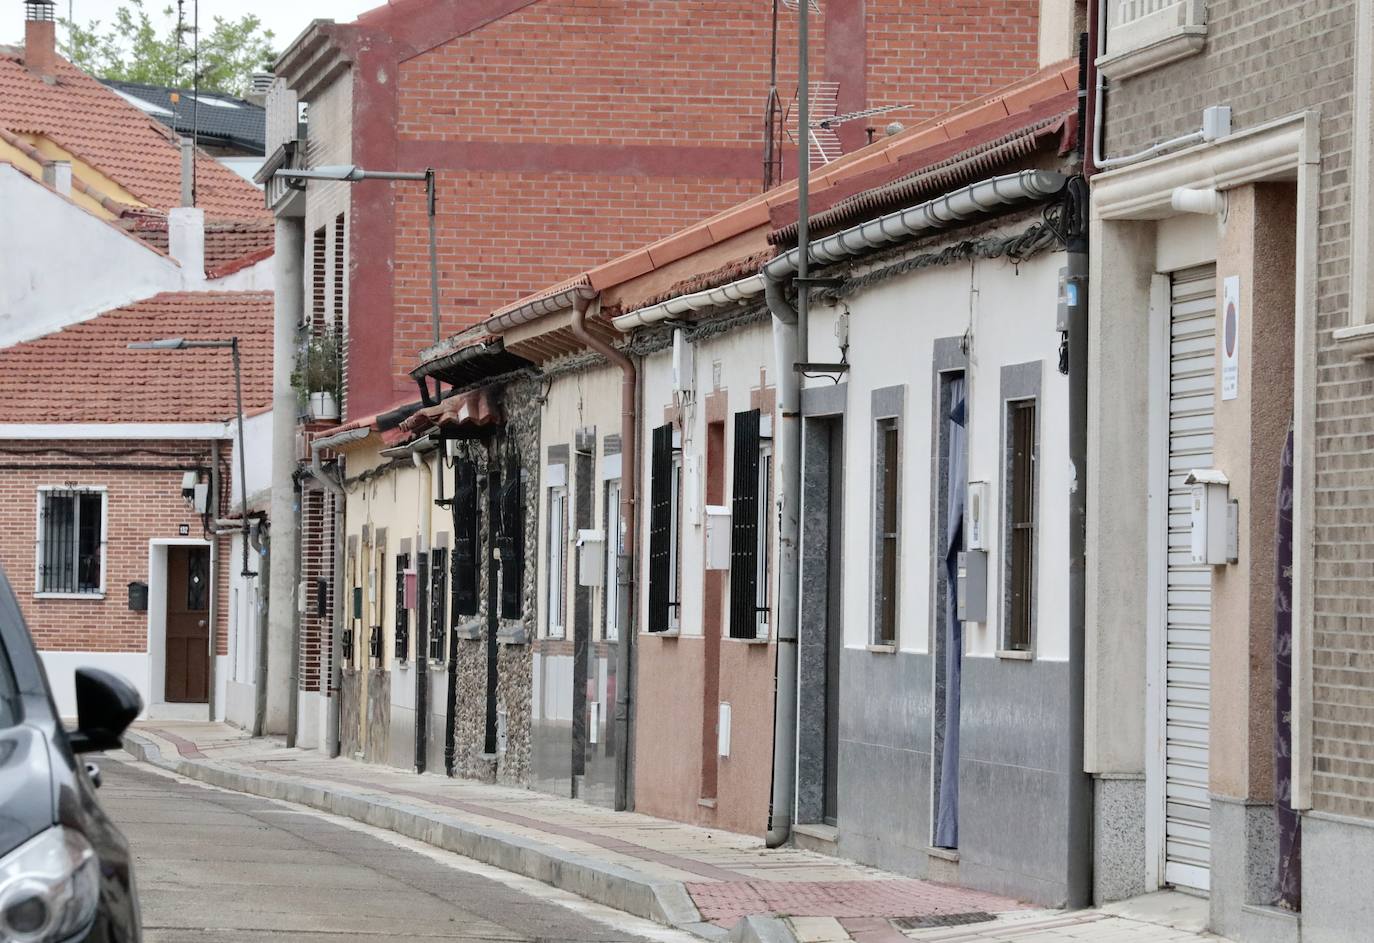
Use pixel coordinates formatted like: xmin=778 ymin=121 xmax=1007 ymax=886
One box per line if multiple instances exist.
xmin=763 ymin=276 xmax=800 ymax=849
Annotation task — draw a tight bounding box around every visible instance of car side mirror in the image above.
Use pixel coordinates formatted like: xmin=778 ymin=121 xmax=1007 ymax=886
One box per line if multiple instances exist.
xmin=68 ymin=668 xmax=142 ymax=754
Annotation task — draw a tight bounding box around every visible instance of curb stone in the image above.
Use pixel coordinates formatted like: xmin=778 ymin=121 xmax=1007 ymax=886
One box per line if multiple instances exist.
xmin=118 ymin=732 xmax=788 ymax=942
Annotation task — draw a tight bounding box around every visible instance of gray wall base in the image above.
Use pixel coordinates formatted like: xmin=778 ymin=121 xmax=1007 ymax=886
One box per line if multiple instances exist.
xmin=1209 ymin=797 xmax=1296 ymax=943
xmin=1093 ymin=775 xmax=1146 ymax=904
xmin=835 ymin=649 xmax=933 ymax=879
xmin=1301 ymin=812 xmax=1374 ymax=943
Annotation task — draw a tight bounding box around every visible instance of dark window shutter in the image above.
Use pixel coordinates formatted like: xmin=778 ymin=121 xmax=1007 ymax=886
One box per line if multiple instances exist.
xmin=730 ymin=410 xmax=762 ymax=639
xmin=430 ymin=547 xmax=448 ymax=660
xmin=394 ymin=553 xmax=409 ymax=662
xmin=648 ymin=423 xmax=674 ymax=633
xmin=499 ymin=460 xmax=524 ymax=619
xmin=452 ymin=460 xmax=478 ymax=617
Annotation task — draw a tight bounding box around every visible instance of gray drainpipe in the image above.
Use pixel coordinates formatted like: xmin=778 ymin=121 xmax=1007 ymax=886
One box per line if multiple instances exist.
xmin=569 ymin=293 xmax=639 ymax=812
xmin=763 ymin=275 xmax=801 ymax=850
xmin=1063 ymin=178 xmax=1094 ymax=906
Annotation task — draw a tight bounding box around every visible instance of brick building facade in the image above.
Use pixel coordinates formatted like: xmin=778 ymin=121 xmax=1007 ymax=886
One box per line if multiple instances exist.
xmin=1084 ymin=1 xmax=1372 ymax=941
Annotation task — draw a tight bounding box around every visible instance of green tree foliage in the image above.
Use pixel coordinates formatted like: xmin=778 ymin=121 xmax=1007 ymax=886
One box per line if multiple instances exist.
xmin=60 ymin=1 xmax=276 ymax=97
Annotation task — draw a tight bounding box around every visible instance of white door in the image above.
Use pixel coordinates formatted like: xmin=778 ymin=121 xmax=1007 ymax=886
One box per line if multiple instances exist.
xmin=1163 ymin=265 xmax=1216 ymax=891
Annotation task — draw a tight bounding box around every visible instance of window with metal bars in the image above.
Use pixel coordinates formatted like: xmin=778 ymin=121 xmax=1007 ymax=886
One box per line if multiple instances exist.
xmin=311 ymin=226 xmax=327 ymax=332
xmin=36 ymin=488 xmax=106 ymax=595
xmin=874 ymin=418 xmax=901 ymax=645
xmin=430 ymin=547 xmax=447 ymax=661
xmin=394 ymin=553 xmax=409 ymax=663
xmin=451 ymin=459 xmax=479 ymax=618
xmin=498 ymin=460 xmax=524 ymax=620
xmin=546 ymin=486 xmax=567 ymax=639
xmin=730 ymin=410 xmax=772 ymax=639
xmin=1006 ymin=400 xmax=1037 ymax=652
xmin=647 ymin=424 xmax=680 ymax=633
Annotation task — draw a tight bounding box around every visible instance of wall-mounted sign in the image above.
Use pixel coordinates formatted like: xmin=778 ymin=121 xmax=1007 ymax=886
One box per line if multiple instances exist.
xmin=178 ymin=524 xmax=190 ymax=536
xmin=1222 ymin=275 xmax=1241 ymax=401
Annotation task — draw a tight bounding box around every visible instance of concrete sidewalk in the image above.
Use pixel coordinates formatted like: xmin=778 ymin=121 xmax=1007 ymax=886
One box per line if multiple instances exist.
xmin=120 ymin=722 xmax=1232 ymax=943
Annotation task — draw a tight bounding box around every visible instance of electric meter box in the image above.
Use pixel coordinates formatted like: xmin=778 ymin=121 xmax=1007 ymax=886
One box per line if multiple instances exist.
xmin=576 ymin=529 xmax=606 ymax=587
xmin=1185 ymin=469 xmax=1235 ymax=566
xmin=956 ymin=550 xmax=988 ymax=623
xmin=704 ymin=506 xmax=731 ymax=570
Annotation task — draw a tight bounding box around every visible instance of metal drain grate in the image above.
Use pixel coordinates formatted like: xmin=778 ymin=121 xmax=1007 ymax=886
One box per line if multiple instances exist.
xmin=893 ymin=911 xmax=998 ymax=930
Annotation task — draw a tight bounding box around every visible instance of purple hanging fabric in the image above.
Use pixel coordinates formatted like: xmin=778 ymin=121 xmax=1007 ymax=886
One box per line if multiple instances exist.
xmin=1273 ymin=423 xmax=1301 ymax=910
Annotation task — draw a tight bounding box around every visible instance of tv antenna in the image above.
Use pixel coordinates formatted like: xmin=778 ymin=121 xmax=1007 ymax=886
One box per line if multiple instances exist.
xmin=787 ymin=95 xmax=913 ymax=167
xmin=763 ymin=0 xmax=824 ymax=190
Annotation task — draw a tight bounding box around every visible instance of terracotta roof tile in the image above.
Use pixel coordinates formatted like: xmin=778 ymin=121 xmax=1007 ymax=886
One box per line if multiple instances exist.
xmin=0 ymin=291 xmax=272 ymax=424
xmin=0 ymin=46 xmax=267 ymax=220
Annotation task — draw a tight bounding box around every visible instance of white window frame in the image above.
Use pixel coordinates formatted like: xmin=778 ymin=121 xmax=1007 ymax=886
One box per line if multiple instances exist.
xmin=604 ymin=478 xmax=622 ymax=642
xmin=546 ymin=486 xmax=568 ymax=639
xmin=34 ymin=486 xmax=108 ymax=598
xmin=669 ymin=452 xmax=682 ymax=631
xmin=1098 ymin=0 xmax=1206 ymax=81
xmin=1342 ymin=0 xmax=1374 ymax=347
xmin=754 ymin=442 xmax=773 ymax=639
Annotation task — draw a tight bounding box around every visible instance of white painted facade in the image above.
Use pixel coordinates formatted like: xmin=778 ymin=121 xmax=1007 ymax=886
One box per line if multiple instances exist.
xmin=803 ymin=232 xmax=1070 ymax=662
xmin=0 ymin=166 xmax=274 ymax=346
xmin=635 ymin=320 xmax=783 ymax=641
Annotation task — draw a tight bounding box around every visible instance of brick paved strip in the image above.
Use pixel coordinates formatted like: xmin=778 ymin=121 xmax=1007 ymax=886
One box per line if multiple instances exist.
xmin=140 ymin=725 xmax=206 ymax=759
xmin=689 ymin=880 xmax=1027 ymax=925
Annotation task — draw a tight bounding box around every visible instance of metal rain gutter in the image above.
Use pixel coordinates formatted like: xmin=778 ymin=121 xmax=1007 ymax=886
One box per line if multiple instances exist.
xmin=612 ymin=273 xmax=767 ymax=332
xmin=763 ymin=169 xmax=1069 ymax=281
xmin=485 ymin=282 xmax=598 ymax=335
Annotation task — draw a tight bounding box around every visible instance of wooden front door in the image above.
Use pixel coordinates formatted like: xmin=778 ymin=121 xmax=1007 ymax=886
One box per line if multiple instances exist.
xmin=165 ymin=546 xmax=210 ymax=703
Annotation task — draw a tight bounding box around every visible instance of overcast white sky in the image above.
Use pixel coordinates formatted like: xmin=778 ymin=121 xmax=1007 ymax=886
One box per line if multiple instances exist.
xmin=19 ymin=1 xmax=381 ymax=51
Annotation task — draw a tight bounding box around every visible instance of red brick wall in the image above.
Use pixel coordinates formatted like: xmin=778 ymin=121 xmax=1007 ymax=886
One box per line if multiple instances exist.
xmin=347 ymin=0 xmax=1042 ymax=412
xmin=0 ymin=439 xmax=232 ymax=656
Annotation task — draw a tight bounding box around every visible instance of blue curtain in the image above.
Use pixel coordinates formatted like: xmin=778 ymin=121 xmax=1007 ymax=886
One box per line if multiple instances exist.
xmin=934 ymin=380 xmax=967 ymax=849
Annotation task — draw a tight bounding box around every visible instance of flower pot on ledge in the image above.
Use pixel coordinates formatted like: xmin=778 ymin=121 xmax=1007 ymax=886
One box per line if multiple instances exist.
xmin=309 ymin=391 xmax=339 ymax=422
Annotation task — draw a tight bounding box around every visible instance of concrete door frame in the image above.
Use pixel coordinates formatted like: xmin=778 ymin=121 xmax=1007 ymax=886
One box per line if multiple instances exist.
xmin=1087 ymin=111 xmax=1321 ymax=901
xmin=146 ymin=537 xmax=213 ymax=710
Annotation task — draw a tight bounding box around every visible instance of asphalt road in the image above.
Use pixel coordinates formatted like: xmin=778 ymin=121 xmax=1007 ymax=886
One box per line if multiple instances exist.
xmin=97 ymin=756 xmax=693 ymax=942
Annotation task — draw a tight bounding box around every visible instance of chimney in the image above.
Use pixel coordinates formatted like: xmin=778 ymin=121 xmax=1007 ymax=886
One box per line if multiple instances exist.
xmin=180 ymin=137 xmax=194 ymax=206
xmin=42 ymin=159 xmax=71 ymax=196
xmin=23 ymin=0 xmax=58 ymax=78
xmin=169 ymin=207 xmax=206 ymax=285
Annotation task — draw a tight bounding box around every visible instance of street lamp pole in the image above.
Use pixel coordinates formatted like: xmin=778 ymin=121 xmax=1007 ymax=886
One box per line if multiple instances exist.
xmin=128 ymin=337 xmax=254 ymax=578
xmin=274 ymin=165 xmax=441 ymax=344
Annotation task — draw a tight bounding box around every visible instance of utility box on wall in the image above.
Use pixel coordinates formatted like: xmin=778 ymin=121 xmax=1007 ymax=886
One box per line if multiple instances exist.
xmin=576 ymin=529 xmax=605 ymax=586
xmin=704 ymin=506 xmax=731 ymax=570
xmin=1185 ymin=469 xmax=1236 ymax=566
xmin=956 ymin=550 xmax=988 ymax=623
xmin=127 ymin=581 xmax=148 ymax=612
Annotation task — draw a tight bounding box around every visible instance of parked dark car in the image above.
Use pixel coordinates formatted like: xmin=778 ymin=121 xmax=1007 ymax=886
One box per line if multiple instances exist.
xmin=0 ymin=567 xmax=142 ymax=942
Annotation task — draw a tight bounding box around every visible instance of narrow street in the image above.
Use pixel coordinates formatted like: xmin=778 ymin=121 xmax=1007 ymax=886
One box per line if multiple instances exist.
xmin=98 ymin=755 xmax=694 ymax=942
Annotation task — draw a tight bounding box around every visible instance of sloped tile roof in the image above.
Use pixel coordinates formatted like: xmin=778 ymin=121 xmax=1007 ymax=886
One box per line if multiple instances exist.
xmin=101 ymin=80 xmax=266 ymax=154
xmin=0 ymin=45 xmax=268 ymax=220
xmin=0 ymin=292 xmax=273 ymax=424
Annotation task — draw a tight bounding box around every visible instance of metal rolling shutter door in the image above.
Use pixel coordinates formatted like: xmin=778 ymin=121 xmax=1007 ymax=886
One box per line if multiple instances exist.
xmin=1165 ymin=264 xmax=1216 ymax=891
